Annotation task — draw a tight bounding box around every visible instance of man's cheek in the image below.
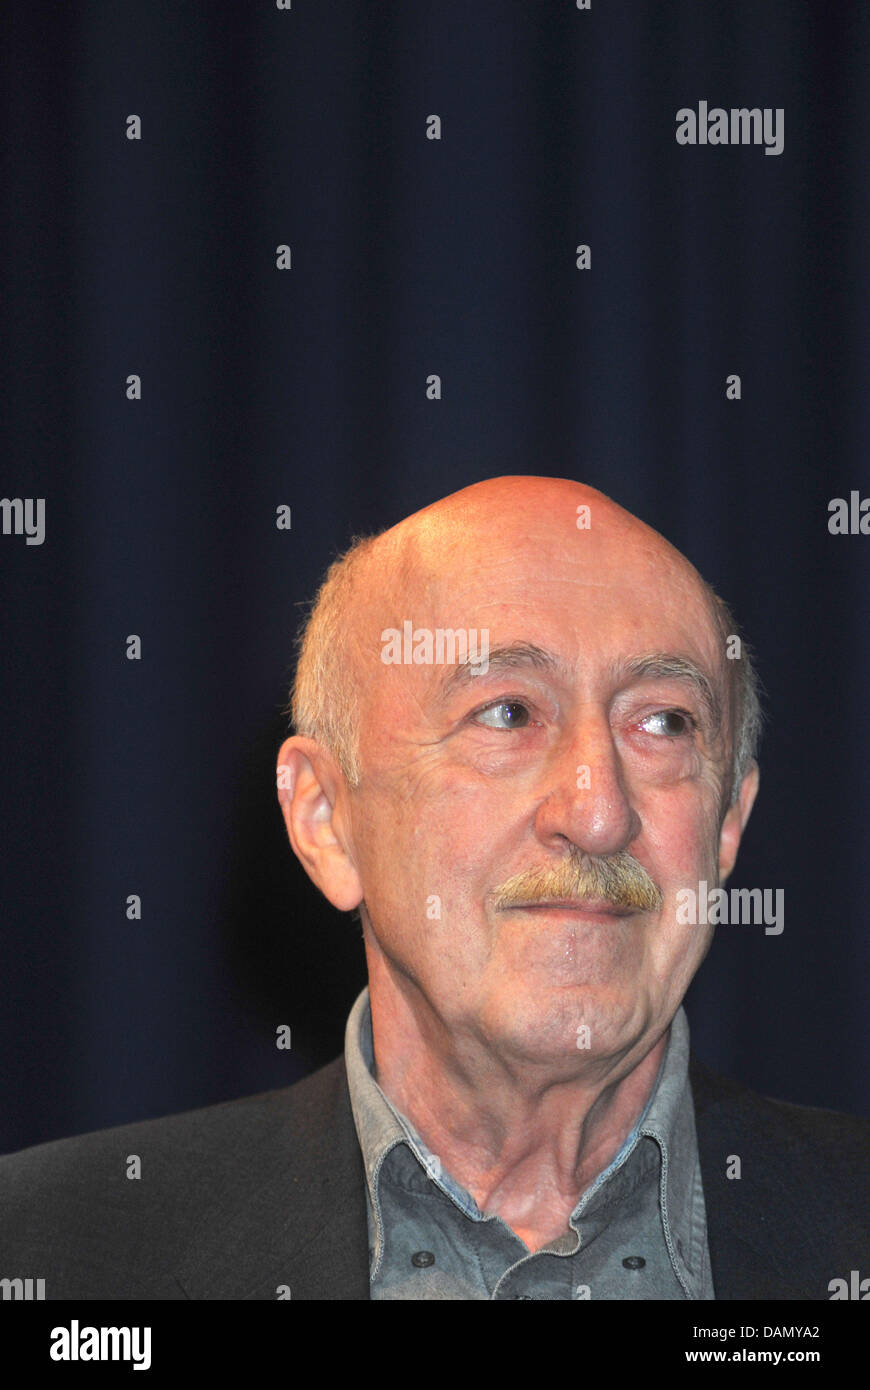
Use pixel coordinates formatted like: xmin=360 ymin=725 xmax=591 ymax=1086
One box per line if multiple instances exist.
xmin=403 ymin=806 xmax=503 ymax=924
xmin=406 ymin=768 xmax=507 ymax=845
xmin=418 ymin=811 xmax=490 ymax=887
xmin=644 ymin=800 xmax=720 ymax=882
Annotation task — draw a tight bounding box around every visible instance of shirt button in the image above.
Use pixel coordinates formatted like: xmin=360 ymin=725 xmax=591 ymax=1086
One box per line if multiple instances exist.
xmin=411 ymin=1250 xmax=435 ymax=1268
xmin=623 ymin=1256 xmax=646 ymax=1270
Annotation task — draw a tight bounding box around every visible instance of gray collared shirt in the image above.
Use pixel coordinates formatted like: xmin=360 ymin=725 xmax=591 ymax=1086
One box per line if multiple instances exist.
xmin=344 ymin=988 xmax=714 ymax=1300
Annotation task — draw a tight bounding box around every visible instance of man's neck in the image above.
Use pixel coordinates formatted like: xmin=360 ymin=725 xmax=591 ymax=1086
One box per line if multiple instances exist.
xmin=367 ymin=984 xmax=669 ymax=1254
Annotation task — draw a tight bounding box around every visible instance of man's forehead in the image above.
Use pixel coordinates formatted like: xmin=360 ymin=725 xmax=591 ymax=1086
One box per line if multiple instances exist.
xmin=392 ymin=485 xmax=700 ymax=597
xmin=371 ymin=502 xmax=716 ymax=646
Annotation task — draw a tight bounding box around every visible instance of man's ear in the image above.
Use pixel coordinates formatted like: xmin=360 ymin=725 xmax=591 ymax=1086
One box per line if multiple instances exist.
xmin=276 ymin=735 xmax=364 ymax=912
xmin=718 ymin=761 xmax=760 ymax=884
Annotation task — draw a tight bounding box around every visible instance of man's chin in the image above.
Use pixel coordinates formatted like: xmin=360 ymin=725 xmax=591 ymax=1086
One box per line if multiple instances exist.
xmin=481 ymin=983 xmax=648 ymax=1072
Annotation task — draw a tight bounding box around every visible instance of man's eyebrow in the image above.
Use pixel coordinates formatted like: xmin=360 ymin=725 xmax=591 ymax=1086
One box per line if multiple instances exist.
xmin=438 ymin=643 xmax=561 ymax=698
xmin=614 ymin=654 xmax=723 ymax=734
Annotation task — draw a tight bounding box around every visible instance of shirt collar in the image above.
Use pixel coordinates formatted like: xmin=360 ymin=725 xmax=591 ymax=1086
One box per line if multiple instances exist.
xmin=638 ymin=1005 xmax=708 ymax=1295
xmin=344 ymin=988 xmax=477 ymax=1218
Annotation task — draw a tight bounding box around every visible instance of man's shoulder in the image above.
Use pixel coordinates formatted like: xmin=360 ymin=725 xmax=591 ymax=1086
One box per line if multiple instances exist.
xmin=1 ymin=1054 xmax=348 ymax=1182
xmin=689 ymin=1054 xmax=870 ymax=1299
xmin=0 ymin=1055 xmax=358 ymax=1300
xmin=689 ymin=1052 xmax=870 ymax=1161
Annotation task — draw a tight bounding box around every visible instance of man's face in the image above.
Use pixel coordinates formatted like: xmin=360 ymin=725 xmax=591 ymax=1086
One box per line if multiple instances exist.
xmin=322 ymin=486 xmax=748 ymax=1075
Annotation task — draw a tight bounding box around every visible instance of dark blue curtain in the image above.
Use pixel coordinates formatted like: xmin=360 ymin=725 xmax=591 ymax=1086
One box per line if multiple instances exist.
xmin=2 ymin=0 xmax=868 ymax=1153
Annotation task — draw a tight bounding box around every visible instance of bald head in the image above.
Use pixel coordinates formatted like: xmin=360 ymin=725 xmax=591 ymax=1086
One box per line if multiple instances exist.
xmin=290 ymin=476 xmax=760 ymax=810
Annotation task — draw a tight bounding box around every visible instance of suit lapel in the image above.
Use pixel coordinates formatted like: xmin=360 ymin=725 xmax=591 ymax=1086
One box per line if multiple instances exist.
xmin=175 ymin=1058 xmax=371 ymax=1300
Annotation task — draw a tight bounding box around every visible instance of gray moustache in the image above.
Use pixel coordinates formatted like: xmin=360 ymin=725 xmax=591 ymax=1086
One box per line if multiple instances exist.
xmin=490 ymin=851 xmax=663 ymax=914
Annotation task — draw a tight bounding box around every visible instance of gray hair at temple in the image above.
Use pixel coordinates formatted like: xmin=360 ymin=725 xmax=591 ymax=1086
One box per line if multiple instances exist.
xmin=288 ymin=533 xmax=764 ymax=811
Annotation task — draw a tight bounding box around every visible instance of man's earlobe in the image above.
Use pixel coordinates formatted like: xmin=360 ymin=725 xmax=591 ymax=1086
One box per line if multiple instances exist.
xmin=718 ymin=761 xmax=760 ymax=884
xmin=275 ymin=736 xmax=364 ymax=912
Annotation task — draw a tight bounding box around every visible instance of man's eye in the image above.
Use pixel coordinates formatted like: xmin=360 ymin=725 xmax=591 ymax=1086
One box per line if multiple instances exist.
xmin=640 ymin=709 xmax=695 ymax=737
xmin=473 ymin=701 xmax=532 ymax=730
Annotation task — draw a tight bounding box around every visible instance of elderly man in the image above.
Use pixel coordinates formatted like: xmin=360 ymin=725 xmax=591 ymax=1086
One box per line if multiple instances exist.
xmin=1 ymin=476 xmax=868 ymax=1300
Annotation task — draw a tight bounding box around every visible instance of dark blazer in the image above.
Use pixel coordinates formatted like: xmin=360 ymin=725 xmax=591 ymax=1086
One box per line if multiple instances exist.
xmin=1 ymin=1055 xmax=867 ymax=1300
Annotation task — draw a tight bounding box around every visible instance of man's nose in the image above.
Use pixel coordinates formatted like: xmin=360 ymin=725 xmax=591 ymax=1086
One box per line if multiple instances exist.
xmin=533 ymin=714 xmax=640 ymax=857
